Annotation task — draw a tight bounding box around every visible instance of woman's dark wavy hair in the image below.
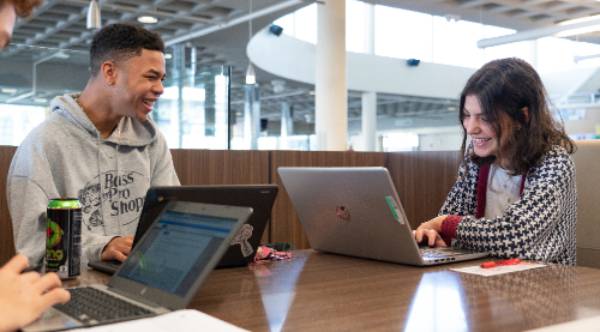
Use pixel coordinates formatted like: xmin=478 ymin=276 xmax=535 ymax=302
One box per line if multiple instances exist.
xmin=459 ymin=57 xmax=575 ymax=175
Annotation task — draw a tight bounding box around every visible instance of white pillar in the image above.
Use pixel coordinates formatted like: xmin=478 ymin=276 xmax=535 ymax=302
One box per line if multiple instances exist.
xmin=361 ymin=91 xmax=376 ymax=151
xmin=244 ymin=85 xmax=260 ymax=149
xmin=280 ymin=101 xmax=292 ymax=149
xmin=361 ymin=3 xmax=376 ymax=151
xmin=315 ymin=0 xmax=347 ymax=150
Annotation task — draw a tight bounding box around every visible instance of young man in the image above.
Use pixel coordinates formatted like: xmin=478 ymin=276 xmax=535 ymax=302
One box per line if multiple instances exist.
xmin=0 ymin=1 xmax=70 ymax=331
xmin=8 ymin=23 xmax=180 ymax=269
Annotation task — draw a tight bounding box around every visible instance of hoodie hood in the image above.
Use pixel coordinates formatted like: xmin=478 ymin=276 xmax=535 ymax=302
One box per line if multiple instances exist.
xmin=50 ymin=93 xmax=158 ymax=147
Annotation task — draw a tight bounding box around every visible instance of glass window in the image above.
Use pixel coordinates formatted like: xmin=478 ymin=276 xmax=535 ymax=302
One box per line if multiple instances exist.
xmin=0 ymin=104 xmax=46 ymax=145
xmin=153 ymin=65 xmax=230 ymax=149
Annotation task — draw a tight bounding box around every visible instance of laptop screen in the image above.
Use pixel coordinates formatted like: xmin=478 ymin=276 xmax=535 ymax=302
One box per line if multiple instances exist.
xmin=115 ymin=204 xmax=238 ymax=297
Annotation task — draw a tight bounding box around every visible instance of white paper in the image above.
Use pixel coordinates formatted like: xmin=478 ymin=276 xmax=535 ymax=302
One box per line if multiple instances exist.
xmin=450 ymin=262 xmax=546 ymax=276
xmin=525 ymin=315 xmax=600 ymax=331
xmin=72 ymin=310 xmax=248 ymax=332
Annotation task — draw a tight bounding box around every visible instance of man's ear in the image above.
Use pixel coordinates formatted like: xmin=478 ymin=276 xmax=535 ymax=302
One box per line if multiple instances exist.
xmin=100 ymin=60 xmax=117 ymax=86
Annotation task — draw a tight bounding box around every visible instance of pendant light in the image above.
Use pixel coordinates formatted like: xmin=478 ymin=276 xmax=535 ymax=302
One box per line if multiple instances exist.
xmin=86 ymin=0 xmax=101 ymax=30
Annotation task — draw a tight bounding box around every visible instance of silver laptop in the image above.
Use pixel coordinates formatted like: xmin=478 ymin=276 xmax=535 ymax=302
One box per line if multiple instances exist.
xmin=24 ymin=201 xmax=253 ymax=332
xmin=278 ymin=167 xmax=488 ymax=266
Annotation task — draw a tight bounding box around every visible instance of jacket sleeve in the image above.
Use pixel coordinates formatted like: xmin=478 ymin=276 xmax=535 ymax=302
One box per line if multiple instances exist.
xmin=7 ymin=175 xmax=49 ymax=267
xmin=439 ymin=159 xmax=477 ymax=217
xmin=454 ymin=152 xmax=575 ymax=258
xmin=150 ymin=131 xmax=180 ymax=186
xmin=8 ymin=140 xmax=114 ymax=266
xmin=7 ymin=141 xmax=57 ymax=268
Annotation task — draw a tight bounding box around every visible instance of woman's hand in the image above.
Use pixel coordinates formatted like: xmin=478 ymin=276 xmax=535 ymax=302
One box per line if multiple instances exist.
xmin=0 ymin=255 xmax=70 ymax=332
xmin=413 ymin=215 xmax=448 ymax=247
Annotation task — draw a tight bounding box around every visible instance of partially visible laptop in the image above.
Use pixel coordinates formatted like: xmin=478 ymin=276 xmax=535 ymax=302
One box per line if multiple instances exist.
xmin=24 ymin=201 xmax=252 ymax=332
xmin=89 ymin=185 xmax=278 ymax=274
xmin=278 ymin=167 xmax=488 ymax=266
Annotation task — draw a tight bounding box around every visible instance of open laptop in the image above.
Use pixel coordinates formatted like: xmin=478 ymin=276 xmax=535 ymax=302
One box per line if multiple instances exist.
xmin=278 ymin=167 xmax=488 ymax=266
xmin=24 ymin=201 xmax=252 ymax=332
xmin=89 ymin=185 xmax=278 ymax=274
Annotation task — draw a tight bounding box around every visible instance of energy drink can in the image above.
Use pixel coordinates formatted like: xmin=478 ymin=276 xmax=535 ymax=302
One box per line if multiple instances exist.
xmin=46 ymin=198 xmax=82 ymax=279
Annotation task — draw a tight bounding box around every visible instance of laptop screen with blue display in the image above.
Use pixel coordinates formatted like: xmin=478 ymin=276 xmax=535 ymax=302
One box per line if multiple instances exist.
xmin=115 ymin=207 xmax=238 ymax=296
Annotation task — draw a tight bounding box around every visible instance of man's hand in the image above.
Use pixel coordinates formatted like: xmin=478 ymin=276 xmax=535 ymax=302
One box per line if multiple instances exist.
xmin=413 ymin=215 xmax=448 ymax=247
xmin=0 ymin=254 xmax=70 ymax=332
xmin=101 ymin=236 xmax=133 ymax=262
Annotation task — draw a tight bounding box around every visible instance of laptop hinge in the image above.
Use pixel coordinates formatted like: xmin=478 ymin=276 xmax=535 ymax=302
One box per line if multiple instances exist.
xmin=106 ymin=287 xmax=161 ymax=308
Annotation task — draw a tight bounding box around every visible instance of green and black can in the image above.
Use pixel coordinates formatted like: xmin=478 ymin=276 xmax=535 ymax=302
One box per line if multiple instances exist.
xmin=46 ymin=198 xmax=82 ymax=279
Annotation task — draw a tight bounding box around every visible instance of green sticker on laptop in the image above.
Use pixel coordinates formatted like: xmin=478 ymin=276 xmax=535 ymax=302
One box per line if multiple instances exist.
xmin=385 ymin=196 xmax=404 ymax=224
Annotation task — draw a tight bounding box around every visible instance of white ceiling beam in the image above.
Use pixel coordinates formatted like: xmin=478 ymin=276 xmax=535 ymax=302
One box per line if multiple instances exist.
xmin=477 ymin=16 xmax=600 ymax=48
xmin=165 ymin=0 xmax=305 ymax=46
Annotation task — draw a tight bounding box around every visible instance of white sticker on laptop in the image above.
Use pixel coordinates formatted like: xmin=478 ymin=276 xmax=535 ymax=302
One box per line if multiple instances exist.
xmin=231 ymin=224 xmax=254 ymax=257
xmin=385 ymin=196 xmax=404 ymax=224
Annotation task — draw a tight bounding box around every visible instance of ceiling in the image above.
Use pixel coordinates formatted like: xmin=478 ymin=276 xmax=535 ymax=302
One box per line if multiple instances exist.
xmin=375 ymin=0 xmax=600 ymax=31
xmin=2 ymin=0 xmax=600 ymax=133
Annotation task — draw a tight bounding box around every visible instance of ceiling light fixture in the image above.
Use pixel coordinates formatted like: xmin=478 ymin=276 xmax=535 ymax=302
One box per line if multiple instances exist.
xmin=86 ymin=0 xmax=101 ymax=30
xmin=245 ymin=62 xmax=256 ymax=85
xmin=137 ymin=15 xmax=158 ymax=24
xmin=245 ymin=0 xmax=256 ymax=85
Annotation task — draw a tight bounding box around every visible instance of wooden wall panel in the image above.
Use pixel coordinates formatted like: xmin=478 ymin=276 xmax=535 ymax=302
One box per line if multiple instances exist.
xmin=0 ymin=146 xmax=17 ymax=265
xmin=170 ymin=149 xmax=270 ymax=185
xmin=270 ymin=151 xmax=386 ymax=249
xmin=385 ymin=151 xmax=462 ymax=229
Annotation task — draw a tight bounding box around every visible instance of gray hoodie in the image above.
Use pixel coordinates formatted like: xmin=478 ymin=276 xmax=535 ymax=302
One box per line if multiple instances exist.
xmin=8 ymin=93 xmax=180 ymax=267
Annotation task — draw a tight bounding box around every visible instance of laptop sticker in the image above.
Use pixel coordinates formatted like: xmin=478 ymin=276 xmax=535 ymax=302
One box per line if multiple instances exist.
xmin=335 ymin=206 xmax=351 ymax=221
xmin=231 ymin=224 xmax=254 ymax=257
xmin=385 ymin=196 xmax=404 ymax=224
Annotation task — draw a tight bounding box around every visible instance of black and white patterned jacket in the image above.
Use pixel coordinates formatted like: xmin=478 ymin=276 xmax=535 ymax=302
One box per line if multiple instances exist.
xmin=440 ymin=145 xmax=577 ymax=265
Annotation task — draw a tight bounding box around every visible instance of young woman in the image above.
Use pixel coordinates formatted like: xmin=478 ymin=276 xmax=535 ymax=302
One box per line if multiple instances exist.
xmin=414 ymin=57 xmax=577 ymax=265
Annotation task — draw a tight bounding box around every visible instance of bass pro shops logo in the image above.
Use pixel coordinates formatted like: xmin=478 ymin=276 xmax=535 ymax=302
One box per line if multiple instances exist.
xmin=78 ymin=170 xmax=146 ymax=230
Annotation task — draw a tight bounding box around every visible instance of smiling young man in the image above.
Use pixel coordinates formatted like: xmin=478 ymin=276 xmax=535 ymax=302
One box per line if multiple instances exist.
xmin=8 ymin=23 xmax=180 ymax=269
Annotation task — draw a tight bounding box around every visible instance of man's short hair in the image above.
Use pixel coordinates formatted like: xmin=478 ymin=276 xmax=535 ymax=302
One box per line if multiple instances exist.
xmin=1 ymin=0 xmax=42 ymax=16
xmin=89 ymin=23 xmax=165 ymax=77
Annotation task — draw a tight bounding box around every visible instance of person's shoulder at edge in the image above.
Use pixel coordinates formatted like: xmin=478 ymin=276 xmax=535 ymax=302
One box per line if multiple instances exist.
xmin=530 ymin=145 xmax=574 ymax=172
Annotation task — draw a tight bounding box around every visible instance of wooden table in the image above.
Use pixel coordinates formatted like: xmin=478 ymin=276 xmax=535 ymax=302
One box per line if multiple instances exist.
xmin=70 ymin=250 xmax=600 ymax=331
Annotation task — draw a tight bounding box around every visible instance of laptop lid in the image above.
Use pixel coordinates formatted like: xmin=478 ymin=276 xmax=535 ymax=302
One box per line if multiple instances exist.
xmin=108 ymin=201 xmax=252 ymax=309
xmin=134 ymin=185 xmax=278 ymax=267
xmin=277 ymin=167 xmax=489 ymax=266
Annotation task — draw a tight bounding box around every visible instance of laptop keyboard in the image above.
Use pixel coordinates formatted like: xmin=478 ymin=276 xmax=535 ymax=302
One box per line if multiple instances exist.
xmin=420 ymin=247 xmax=472 ymax=260
xmin=55 ymin=287 xmax=153 ymax=324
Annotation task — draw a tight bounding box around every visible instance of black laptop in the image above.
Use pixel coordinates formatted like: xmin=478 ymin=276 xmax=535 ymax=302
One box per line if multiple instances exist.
xmin=88 ymin=184 xmax=278 ymax=274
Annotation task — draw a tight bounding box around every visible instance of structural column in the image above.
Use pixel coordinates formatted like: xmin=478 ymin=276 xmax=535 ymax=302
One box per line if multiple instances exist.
xmin=244 ymin=84 xmax=261 ymax=149
xmin=315 ymin=0 xmax=347 ymax=150
xmin=172 ymin=44 xmax=184 ymax=148
xmin=280 ymin=101 xmax=292 ymax=149
xmin=361 ymin=91 xmax=377 ymax=151
xmin=361 ymin=3 xmax=376 ymax=151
